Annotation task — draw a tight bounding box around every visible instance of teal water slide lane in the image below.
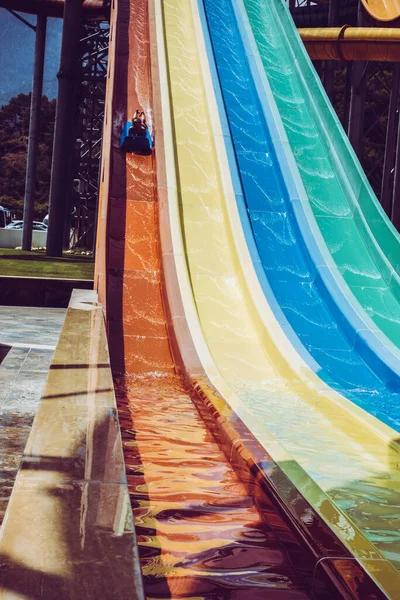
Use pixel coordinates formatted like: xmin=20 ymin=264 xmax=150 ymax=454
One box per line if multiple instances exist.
xmin=243 ymin=0 xmax=400 ymax=350
xmin=199 ymin=0 xmax=400 ymax=429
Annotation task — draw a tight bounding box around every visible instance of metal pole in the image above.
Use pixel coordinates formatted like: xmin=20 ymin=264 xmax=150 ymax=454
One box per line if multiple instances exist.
xmin=343 ymin=62 xmax=352 ymax=131
xmin=323 ymin=0 xmax=340 ymax=100
xmin=391 ymin=111 xmax=400 ymax=231
xmin=347 ymin=1 xmax=367 ymax=158
xmin=6 ymin=9 xmax=36 ymax=30
xmin=381 ymin=65 xmax=400 ymax=217
xmin=328 ymin=0 xmax=340 ymax=24
xmin=22 ymin=14 xmax=47 ymax=251
xmin=46 ymin=0 xmax=82 ymax=257
xmin=314 ymin=60 xmax=323 ymax=79
xmin=347 ymin=60 xmax=368 ymax=158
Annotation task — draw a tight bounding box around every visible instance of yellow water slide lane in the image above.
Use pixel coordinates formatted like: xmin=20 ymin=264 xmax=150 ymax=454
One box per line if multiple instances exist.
xmin=154 ymin=0 xmax=400 ymax=589
xmin=361 ymin=0 xmax=400 ymax=22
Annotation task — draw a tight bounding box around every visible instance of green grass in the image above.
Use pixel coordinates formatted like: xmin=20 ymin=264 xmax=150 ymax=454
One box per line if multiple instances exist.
xmin=0 ymin=248 xmax=94 ymax=280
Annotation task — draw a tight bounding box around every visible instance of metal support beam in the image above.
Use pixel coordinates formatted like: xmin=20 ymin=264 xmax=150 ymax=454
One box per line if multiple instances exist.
xmin=323 ymin=0 xmax=340 ymax=100
xmin=392 ymin=111 xmax=400 ymax=230
xmin=6 ymin=9 xmax=36 ymax=30
xmin=46 ymin=0 xmax=82 ymax=256
xmin=380 ymin=65 xmax=400 ymax=216
xmin=0 ymin=0 xmax=109 ymax=20
xmin=300 ymin=27 xmax=400 ymax=62
xmin=347 ymin=60 xmax=368 ymax=158
xmin=347 ymin=1 xmax=367 ymax=158
xmin=343 ymin=62 xmax=352 ymax=132
xmin=22 ymin=14 xmax=47 ymax=251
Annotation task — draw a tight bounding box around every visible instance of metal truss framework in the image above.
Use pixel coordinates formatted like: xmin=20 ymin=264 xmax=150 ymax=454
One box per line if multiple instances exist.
xmin=289 ymin=0 xmax=315 ymax=7
xmin=73 ymin=19 xmax=109 ymax=250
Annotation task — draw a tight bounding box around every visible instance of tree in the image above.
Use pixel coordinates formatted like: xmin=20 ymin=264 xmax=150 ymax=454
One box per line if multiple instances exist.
xmin=0 ymin=93 xmax=56 ymax=220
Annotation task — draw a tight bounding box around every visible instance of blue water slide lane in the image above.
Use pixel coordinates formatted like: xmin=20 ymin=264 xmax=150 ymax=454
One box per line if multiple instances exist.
xmin=196 ymin=0 xmax=400 ymax=430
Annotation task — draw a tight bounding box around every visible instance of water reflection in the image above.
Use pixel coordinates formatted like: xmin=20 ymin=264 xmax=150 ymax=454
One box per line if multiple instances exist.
xmin=115 ymin=373 xmax=319 ymax=599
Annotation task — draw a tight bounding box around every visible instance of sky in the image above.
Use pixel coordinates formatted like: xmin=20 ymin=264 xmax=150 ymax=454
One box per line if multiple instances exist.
xmin=0 ymin=9 xmax=62 ymax=106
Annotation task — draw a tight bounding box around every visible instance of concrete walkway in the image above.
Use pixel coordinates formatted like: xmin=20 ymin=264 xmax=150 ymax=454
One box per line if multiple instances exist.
xmin=0 ymin=306 xmax=66 ymax=522
xmin=0 ymin=292 xmax=144 ymax=599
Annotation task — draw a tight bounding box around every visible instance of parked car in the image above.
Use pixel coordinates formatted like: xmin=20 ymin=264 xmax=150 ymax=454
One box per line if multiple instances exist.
xmin=5 ymin=220 xmax=23 ymax=229
xmin=5 ymin=221 xmax=48 ymax=231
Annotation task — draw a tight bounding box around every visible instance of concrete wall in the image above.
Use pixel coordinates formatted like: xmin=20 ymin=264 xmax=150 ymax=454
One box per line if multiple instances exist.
xmin=0 ymin=276 xmax=93 ymax=307
xmin=0 ymin=228 xmax=47 ymax=249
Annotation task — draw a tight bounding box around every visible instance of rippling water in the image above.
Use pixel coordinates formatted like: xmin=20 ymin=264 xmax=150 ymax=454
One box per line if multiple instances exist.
xmin=115 ymin=374 xmax=316 ymax=599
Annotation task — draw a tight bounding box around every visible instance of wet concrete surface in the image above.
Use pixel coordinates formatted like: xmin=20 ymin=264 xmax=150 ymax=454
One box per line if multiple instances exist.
xmin=0 ymin=306 xmax=65 ymax=522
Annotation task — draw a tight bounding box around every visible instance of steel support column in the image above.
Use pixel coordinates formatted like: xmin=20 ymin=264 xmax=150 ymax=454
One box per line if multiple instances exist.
xmin=323 ymin=0 xmax=340 ymax=100
xmin=392 ymin=113 xmax=400 ymax=230
xmin=343 ymin=62 xmax=353 ymax=132
xmin=46 ymin=0 xmax=82 ymax=256
xmin=380 ymin=64 xmax=400 ymax=216
xmin=347 ymin=2 xmax=367 ymax=158
xmin=348 ymin=60 xmax=368 ymax=157
xmin=22 ymin=14 xmax=47 ymax=251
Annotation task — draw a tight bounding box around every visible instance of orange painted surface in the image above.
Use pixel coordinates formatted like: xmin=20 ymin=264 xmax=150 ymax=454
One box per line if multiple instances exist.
xmin=361 ymin=0 xmax=400 ymax=22
xmin=300 ymin=26 xmax=400 ymax=61
xmin=314 ymin=0 xmax=400 ymax=21
xmin=116 ymin=375 xmax=316 ymax=599
xmin=105 ymin=0 xmax=171 ymax=375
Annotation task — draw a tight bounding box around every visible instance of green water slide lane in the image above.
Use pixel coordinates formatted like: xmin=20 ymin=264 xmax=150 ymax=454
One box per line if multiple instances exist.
xmin=243 ymin=0 xmax=400 ymax=349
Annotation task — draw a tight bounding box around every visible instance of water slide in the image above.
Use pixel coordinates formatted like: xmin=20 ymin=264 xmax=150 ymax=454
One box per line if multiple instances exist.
xmin=202 ymin=0 xmax=400 ymax=418
xmin=233 ymin=0 xmax=400 ymax=422
xmin=312 ymin=0 xmax=400 ymax=22
xmin=360 ymin=0 xmax=400 ymax=22
xmin=96 ymin=1 xmax=347 ymax=597
xmin=95 ymin=0 xmax=400 ymax=596
xmin=250 ymin=0 xmax=400 ymax=350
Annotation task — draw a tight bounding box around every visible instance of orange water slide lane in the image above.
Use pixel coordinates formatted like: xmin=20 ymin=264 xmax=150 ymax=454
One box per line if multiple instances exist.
xmin=98 ymin=0 xmax=329 ymax=598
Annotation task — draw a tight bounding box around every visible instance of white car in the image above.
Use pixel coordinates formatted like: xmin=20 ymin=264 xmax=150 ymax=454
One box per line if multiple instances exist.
xmin=6 ymin=221 xmax=48 ymax=231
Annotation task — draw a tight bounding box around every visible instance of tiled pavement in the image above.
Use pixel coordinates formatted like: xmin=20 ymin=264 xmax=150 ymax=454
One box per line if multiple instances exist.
xmin=0 ymin=307 xmax=66 ymax=522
